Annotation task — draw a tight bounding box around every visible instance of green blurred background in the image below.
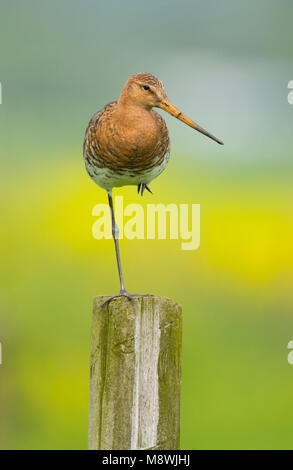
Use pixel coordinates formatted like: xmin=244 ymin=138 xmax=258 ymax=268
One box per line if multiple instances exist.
xmin=0 ymin=0 xmax=293 ymax=449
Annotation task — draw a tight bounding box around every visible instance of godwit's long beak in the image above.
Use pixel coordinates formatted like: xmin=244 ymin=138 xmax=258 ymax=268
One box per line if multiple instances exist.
xmin=159 ymin=100 xmax=224 ymax=145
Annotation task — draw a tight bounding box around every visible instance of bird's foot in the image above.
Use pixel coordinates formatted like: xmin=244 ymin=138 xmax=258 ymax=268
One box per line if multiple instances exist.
xmin=100 ymin=290 xmax=154 ymax=308
xmin=137 ymin=183 xmax=153 ymax=196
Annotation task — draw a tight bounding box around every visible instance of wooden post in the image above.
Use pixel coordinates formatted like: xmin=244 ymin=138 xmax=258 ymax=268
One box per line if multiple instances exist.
xmin=88 ymin=295 xmax=182 ymax=450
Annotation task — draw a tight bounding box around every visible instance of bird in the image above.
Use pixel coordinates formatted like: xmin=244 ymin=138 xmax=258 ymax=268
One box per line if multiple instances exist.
xmin=83 ymin=72 xmax=223 ymax=306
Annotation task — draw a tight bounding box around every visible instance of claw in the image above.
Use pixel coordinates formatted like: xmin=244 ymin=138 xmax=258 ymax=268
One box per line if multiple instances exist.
xmin=145 ymin=184 xmax=152 ymax=194
xmin=137 ymin=183 xmax=153 ymax=196
xmin=100 ymin=292 xmax=154 ymax=308
xmin=100 ymin=290 xmax=134 ymax=308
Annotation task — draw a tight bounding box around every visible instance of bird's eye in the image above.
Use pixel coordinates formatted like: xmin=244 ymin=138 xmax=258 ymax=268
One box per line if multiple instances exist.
xmin=142 ymin=85 xmax=150 ymax=91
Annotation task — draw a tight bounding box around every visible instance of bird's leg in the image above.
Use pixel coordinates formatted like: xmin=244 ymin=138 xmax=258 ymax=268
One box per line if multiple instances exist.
xmin=100 ymin=190 xmax=134 ymax=308
xmin=100 ymin=189 xmax=155 ymax=308
xmin=108 ymin=189 xmax=125 ymax=290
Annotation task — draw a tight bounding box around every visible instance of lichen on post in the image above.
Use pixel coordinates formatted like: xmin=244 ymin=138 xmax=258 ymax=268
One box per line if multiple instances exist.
xmin=88 ymin=295 xmax=182 ymax=450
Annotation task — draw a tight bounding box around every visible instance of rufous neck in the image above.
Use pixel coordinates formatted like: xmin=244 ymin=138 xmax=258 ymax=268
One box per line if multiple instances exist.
xmin=117 ymin=90 xmax=151 ymax=113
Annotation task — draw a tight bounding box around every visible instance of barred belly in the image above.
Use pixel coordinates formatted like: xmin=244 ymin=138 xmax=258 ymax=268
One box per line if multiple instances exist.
xmin=85 ymin=150 xmax=170 ymax=191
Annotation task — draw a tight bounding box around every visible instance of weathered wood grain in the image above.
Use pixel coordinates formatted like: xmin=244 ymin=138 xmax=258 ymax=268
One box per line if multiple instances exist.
xmin=88 ymin=295 xmax=182 ymax=450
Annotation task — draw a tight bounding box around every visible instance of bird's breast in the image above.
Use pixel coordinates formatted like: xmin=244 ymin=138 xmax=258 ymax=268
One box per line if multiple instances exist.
xmin=84 ymin=103 xmax=170 ymax=175
xmin=111 ymin=110 xmax=164 ymax=157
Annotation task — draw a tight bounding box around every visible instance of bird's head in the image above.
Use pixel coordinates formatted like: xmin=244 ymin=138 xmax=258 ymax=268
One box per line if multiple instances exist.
xmin=121 ymin=72 xmax=168 ymax=109
xmin=119 ymin=72 xmax=223 ymax=145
